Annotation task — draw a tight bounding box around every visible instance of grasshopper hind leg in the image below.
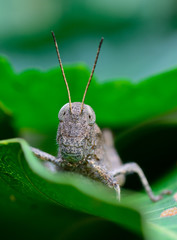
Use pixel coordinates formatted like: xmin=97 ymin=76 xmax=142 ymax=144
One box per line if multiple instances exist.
xmin=102 ymin=129 xmax=171 ymax=202
xmin=102 ymin=129 xmax=125 ymax=186
xmin=112 ymin=162 xmax=172 ymax=202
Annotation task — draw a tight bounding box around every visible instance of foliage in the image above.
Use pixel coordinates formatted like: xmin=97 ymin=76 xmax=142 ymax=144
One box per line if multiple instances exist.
xmin=0 ymin=57 xmax=177 ymax=239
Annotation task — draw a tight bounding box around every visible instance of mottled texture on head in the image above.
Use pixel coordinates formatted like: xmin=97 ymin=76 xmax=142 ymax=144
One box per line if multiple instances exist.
xmin=57 ymin=102 xmax=97 ymax=163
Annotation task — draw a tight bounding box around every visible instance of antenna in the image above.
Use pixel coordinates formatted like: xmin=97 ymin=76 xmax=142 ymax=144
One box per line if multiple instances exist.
xmin=81 ymin=37 xmax=104 ymax=112
xmin=51 ymin=31 xmax=72 ymax=112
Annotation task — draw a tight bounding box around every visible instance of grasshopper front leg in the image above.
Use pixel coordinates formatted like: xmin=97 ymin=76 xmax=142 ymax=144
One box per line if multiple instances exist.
xmin=31 ymin=147 xmax=61 ymax=172
xmin=31 ymin=147 xmax=57 ymax=163
xmin=87 ymin=160 xmax=121 ymax=201
xmin=31 ymin=147 xmax=121 ymax=200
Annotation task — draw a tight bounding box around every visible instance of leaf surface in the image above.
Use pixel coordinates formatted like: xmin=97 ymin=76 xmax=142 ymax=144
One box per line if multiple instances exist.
xmin=1 ymin=57 xmax=177 ymax=133
xmin=0 ymin=138 xmax=177 ymax=239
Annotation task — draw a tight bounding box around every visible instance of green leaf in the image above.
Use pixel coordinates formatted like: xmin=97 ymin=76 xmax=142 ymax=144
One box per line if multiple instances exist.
xmin=0 ymin=138 xmax=142 ymax=239
xmin=137 ymin=169 xmax=177 ymax=240
xmin=1 ymin=56 xmax=177 ymax=134
xmin=1 ymin=57 xmax=177 ymax=239
xmin=0 ymin=138 xmax=177 ymax=239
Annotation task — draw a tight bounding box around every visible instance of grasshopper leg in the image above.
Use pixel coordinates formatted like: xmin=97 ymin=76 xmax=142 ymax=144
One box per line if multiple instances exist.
xmin=112 ymin=162 xmax=172 ymax=202
xmin=88 ymin=160 xmax=121 ymax=201
xmin=102 ymin=129 xmax=125 ymax=186
xmin=31 ymin=147 xmax=61 ymax=172
xmin=31 ymin=147 xmax=58 ymax=163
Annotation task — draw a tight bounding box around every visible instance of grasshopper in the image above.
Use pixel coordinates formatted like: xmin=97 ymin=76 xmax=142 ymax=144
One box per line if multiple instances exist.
xmin=31 ymin=32 xmax=171 ymax=201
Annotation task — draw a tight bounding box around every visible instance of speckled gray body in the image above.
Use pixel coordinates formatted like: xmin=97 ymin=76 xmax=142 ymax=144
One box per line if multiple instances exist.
xmin=55 ymin=102 xmax=122 ymax=188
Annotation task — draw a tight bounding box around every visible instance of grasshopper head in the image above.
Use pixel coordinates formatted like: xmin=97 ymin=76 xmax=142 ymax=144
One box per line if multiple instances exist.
xmin=57 ymin=102 xmax=96 ymax=162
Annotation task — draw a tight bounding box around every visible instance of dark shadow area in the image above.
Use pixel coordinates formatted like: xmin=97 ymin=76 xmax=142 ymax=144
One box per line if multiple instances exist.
xmin=115 ymin=125 xmax=177 ymax=190
xmin=0 ymin=203 xmax=143 ymax=240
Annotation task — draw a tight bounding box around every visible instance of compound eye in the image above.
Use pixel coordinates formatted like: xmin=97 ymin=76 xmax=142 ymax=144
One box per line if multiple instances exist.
xmin=58 ymin=103 xmax=69 ymax=121
xmin=87 ymin=106 xmax=96 ymax=125
xmin=88 ymin=115 xmax=95 ymax=125
xmin=58 ymin=111 xmax=64 ymax=122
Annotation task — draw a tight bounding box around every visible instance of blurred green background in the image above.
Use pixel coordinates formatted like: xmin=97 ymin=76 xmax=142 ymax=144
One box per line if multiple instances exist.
xmin=1 ymin=1 xmax=177 ymax=240
xmin=1 ymin=0 xmax=177 ymax=82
